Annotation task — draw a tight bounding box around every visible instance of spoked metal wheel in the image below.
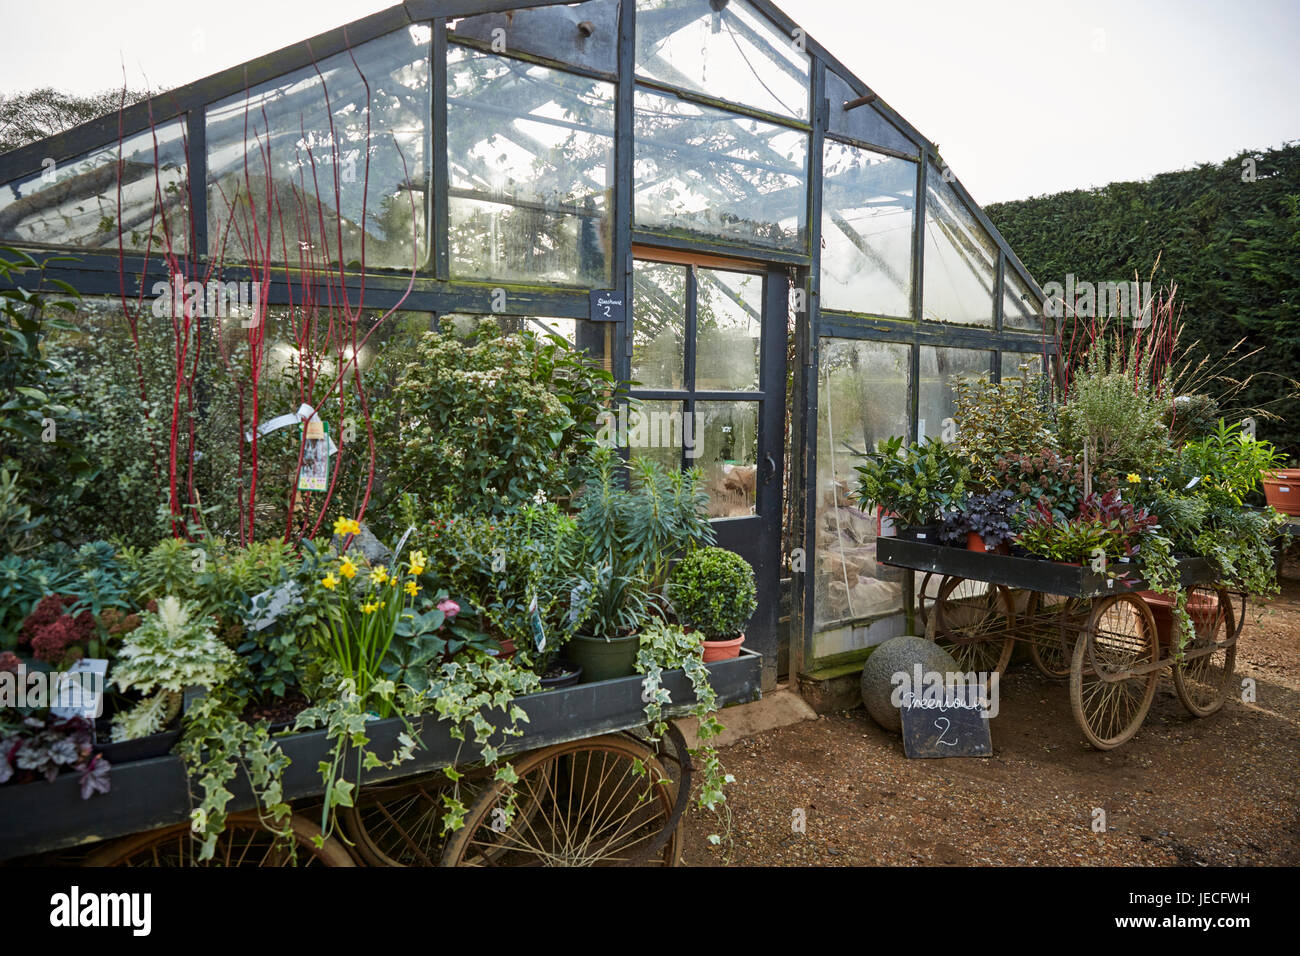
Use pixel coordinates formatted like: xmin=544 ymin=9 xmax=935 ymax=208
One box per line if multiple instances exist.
xmin=341 ymin=767 xmax=504 ymax=866
xmin=926 ymin=576 xmax=1016 ymax=678
xmin=84 ymin=812 xmax=354 ymax=867
xmin=915 ymin=572 xmax=949 ymax=632
xmin=1025 ymin=592 xmax=1090 ymax=680
xmin=440 ymin=728 xmax=691 ymax=866
xmin=1171 ymin=587 xmax=1238 ymax=718
xmin=1070 ymin=594 xmax=1160 ymax=750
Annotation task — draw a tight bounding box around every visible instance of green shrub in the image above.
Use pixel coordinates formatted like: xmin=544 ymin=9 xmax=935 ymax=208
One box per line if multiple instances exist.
xmin=668 ymin=547 xmax=757 ymax=641
xmin=953 ymin=375 xmax=1057 ymax=483
xmin=110 ymin=596 xmax=241 ymax=741
xmin=854 ymin=436 xmax=969 ymax=527
xmin=1057 ymin=339 xmax=1172 ymax=482
xmin=373 ymin=319 xmax=615 ymax=521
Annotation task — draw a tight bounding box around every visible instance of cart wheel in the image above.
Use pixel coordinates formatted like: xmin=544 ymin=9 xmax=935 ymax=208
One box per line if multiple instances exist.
xmin=84 ymin=812 xmax=354 ymax=867
xmin=342 ymin=765 xmax=541 ymax=866
xmin=1070 ymin=594 xmax=1159 ymax=750
xmin=1025 ymin=592 xmax=1088 ymax=680
xmin=440 ymin=733 xmax=683 ymax=866
xmin=916 ymin=573 xmax=949 ymax=630
xmin=926 ymin=576 xmax=1016 ymax=678
xmin=1171 ymin=587 xmax=1237 ymax=718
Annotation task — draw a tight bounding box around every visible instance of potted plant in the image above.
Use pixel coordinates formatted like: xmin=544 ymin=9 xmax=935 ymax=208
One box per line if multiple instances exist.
xmin=667 ymin=547 xmax=757 ymax=662
xmin=566 ymin=450 xmax=715 ymax=682
xmin=943 ymin=489 xmax=1019 ymax=554
xmin=108 ymin=595 xmax=240 ymax=744
xmin=854 ymin=436 xmax=969 ymax=539
xmin=1261 ymin=467 xmax=1300 ymax=516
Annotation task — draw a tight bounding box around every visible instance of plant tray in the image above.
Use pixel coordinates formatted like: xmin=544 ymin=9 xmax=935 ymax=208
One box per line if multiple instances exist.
xmin=0 ymin=649 xmax=763 ymax=862
xmin=877 ymin=537 xmax=1218 ymax=598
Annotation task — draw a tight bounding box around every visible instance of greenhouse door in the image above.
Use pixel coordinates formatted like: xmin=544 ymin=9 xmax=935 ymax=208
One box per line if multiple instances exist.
xmin=630 ymin=251 xmax=788 ymax=688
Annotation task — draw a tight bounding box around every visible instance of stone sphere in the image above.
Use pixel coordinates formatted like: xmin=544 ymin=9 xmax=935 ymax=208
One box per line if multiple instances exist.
xmin=860 ymin=635 xmax=961 ymax=735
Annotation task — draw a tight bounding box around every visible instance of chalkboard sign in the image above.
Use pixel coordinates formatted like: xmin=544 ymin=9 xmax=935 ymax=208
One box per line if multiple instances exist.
xmin=589 ymin=289 xmax=625 ymax=323
xmin=900 ymin=697 xmax=993 ymax=758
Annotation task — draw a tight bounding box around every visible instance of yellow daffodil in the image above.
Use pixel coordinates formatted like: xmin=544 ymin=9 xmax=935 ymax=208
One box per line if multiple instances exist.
xmin=321 ymin=573 xmax=338 ymax=591
xmin=408 ymin=550 xmax=426 ymax=577
xmin=339 ymin=557 xmax=357 ymax=579
xmin=404 ymin=580 xmax=419 ymax=597
xmin=361 ymin=601 xmax=378 ymax=615
xmin=371 ymin=565 xmax=390 ymax=586
xmin=333 ymin=515 xmax=361 ymax=537
xmin=1126 ymin=473 xmax=1141 ymax=484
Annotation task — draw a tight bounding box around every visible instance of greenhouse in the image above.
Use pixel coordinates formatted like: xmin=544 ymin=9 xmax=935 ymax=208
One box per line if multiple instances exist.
xmin=0 ymin=0 xmax=1104 ymax=868
xmin=0 ymin=0 xmax=1050 ymax=692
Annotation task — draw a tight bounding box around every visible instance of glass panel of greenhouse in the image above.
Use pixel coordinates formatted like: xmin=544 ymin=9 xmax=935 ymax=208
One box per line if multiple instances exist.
xmin=0 ymin=120 xmax=189 ymax=252
xmin=634 ymin=88 xmax=807 ymax=250
xmin=205 ymin=25 xmax=430 ymax=271
xmin=820 ymin=141 xmax=915 ymax=318
xmin=635 ymin=0 xmax=810 ymax=120
xmin=447 ymin=44 xmax=615 ymax=285
xmin=922 ymin=174 xmax=997 ymax=326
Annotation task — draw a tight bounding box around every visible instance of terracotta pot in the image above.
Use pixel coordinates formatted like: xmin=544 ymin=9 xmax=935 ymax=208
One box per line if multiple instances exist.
xmin=490 ymin=637 xmax=516 ymax=661
xmin=1262 ymin=471 xmax=1300 ymax=516
xmin=966 ymin=531 xmax=1010 ymax=555
xmin=1139 ymin=590 xmax=1218 ymax=646
xmin=1139 ymin=590 xmax=1176 ymax=646
xmin=701 ymin=633 xmax=745 ymax=663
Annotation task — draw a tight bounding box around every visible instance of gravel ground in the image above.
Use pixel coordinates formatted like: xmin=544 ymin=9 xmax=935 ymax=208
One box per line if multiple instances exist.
xmin=681 ymin=556 xmax=1300 ymax=867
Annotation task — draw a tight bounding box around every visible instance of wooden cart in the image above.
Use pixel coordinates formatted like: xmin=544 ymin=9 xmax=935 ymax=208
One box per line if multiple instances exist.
xmin=879 ymin=538 xmax=1244 ymax=750
xmin=0 ymin=651 xmax=762 ymax=867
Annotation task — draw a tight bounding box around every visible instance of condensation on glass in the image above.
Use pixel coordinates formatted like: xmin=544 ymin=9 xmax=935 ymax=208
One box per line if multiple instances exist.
xmin=918 ymin=345 xmax=991 ymax=440
xmin=448 ymin=44 xmax=615 ymax=286
xmin=635 ymin=0 xmax=810 ymax=120
xmin=697 ymin=400 xmax=758 ymax=519
xmin=922 ymin=174 xmax=996 ymax=326
xmin=0 ymin=120 xmax=189 ymax=252
xmin=695 ymin=268 xmax=761 ymax=391
xmin=631 ymin=260 xmax=686 ymax=388
xmin=814 ymin=338 xmax=910 ymax=629
xmin=205 ymin=25 xmax=430 ymax=271
xmin=1000 ymin=350 xmax=1046 ymax=381
xmin=824 ymin=69 xmax=915 ymax=157
xmin=634 ymin=88 xmax=807 ymax=251
xmin=626 ymin=398 xmax=684 ymax=475
xmin=448 ymin=0 xmax=620 ymax=75
xmin=1002 ymin=265 xmax=1043 ymax=331
xmin=820 ymin=141 xmax=915 ymax=318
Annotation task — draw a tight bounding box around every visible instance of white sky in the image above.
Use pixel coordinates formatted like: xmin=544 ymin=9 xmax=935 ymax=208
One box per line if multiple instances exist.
xmin=2 ymin=0 xmax=1297 ymax=205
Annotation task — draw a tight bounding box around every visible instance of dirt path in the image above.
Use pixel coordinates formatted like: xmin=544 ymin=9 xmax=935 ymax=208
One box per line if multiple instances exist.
xmin=682 ymin=559 xmax=1300 ymax=866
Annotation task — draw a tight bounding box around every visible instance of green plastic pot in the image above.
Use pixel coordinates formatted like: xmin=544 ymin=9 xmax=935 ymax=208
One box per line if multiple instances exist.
xmin=568 ymin=632 xmax=639 ymax=683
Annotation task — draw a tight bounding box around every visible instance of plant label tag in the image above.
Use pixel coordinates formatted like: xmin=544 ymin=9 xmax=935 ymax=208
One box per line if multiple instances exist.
xmin=392 ymin=525 xmax=416 ymax=563
xmin=916 ymin=532 xmax=927 ymax=540
xmin=49 ymin=658 xmax=108 ymax=720
xmin=298 ymin=421 xmax=330 ymax=492
xmin=1185 ymin=475 xmax=1201 ymax=490
xmin=530 ymin=596 xmax=546 ymax=653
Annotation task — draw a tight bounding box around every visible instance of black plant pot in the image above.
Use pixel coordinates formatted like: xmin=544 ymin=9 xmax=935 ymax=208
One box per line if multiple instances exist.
xmin=539 ymin=661 xmax=583 ymax=690
xmin=896 ymin=524 xmax=940 ymax=542
xmin=94 ymin=726 xmax=181 ymax=765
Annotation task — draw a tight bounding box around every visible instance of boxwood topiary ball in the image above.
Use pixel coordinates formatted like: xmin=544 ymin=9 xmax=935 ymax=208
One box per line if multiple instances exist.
xmin=860 ymin=635 xmax=961 ymax=735
xmin=667 ymin=547 xmax=757 ymax=641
